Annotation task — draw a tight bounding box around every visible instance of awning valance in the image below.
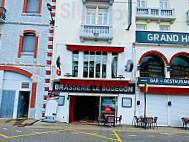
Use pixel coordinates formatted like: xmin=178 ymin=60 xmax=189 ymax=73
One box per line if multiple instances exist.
xmin=67 ymin=45 xmax=124 ymax=52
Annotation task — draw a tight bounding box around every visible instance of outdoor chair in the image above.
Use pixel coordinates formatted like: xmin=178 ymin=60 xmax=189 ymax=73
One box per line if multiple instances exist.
xmin=152 ymin=117 xmax=158 ymax=129
xmin=146 ymin=117 xmax=153 ymax=128
xmin=181 ymin=117 xmax=189 ymax=129
xmin=134 ymin=116 xmax=142 ymax=127
xmin=98 ymin=116 xmax=105 ymax=126
xmin=107 ymin=116 xmax=115 ymax=127
xmin=116 ymin=115 xmax=122 ymax=127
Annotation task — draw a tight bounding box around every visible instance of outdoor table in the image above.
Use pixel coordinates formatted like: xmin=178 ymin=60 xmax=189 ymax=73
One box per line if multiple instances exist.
xmin=140 ymin=116 xmax=153 ymax=129
xmin=104 ymin=114 xmax=115 ymax=127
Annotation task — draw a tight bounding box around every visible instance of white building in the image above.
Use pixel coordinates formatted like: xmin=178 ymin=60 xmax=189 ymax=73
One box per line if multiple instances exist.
xmin=46 ymin=0 xmax=137 ymax=124
xmin=135 ymin=0 xmax=189 ymax=127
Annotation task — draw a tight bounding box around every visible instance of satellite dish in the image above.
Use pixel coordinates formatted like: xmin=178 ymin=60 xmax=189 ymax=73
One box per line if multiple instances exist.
xmin=125 ymin=59 xmax=133 ymax=72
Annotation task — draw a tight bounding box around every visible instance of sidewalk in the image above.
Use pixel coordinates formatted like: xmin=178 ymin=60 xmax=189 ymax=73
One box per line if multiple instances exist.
xmin=0 ymin=118 xmax=189 ymax=134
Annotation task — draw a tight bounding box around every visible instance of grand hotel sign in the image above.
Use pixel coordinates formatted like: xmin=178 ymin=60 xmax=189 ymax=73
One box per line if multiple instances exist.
xmin=136 ymin=31 xmax=189 ymax=45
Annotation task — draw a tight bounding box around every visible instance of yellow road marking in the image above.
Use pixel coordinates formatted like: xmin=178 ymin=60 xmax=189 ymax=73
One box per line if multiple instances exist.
xmin=0 ymin=129 xmax=122 ymax=141
xmin=113 ymin=130 xmax=122 ymax=142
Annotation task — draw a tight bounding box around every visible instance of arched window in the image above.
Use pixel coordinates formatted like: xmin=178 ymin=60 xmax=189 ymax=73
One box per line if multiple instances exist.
xmin=140 ymin=54 xmax=165 ymax=78
xmin=170 ymin=55 xmax=189 ymax=79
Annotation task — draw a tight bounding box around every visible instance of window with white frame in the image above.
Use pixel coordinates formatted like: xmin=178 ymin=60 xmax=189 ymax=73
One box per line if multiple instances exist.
xmin=86 ymin=6 xmax=108 ymax=25
xmin=160 ymin=0 xmax=168 ymax=9
xmin=137 ymin=0 xmax=145 ymax=8
xmin=23 ymin=33 xmax=35 ymax=52
xmin=160 ymin=26 xmax=169 ymax=31
xmin=83 ymin=51 xmax=107 ymax=78
xmin=72 ymin=51 xmax=79 ymax=77
xmin=112 ymin=53 xmax=118 ymax=78
xmin=136 ymin=25 xmax=146 ymax=30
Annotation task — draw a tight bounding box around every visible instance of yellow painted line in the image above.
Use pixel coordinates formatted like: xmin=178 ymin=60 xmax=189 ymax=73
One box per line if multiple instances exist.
xmin=116 ymin=130 xmax=189 ymax=134
xmin=113 ymin=130 xmax=122 ymax=142
xmin=0 ymin=128 xmax=122 ymax=141
xmin=71 ymin=129 xmax=121 ymax=141
xmin=0 ymin=133 xmax=8 ymax=138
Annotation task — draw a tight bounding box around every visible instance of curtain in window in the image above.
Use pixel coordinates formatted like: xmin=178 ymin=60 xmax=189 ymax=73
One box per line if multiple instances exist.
xmin=112 ymin=53 xmax=118 ymax=78
xmin=23 ymin=33 xmax=35 ymax=52
xmin=26 ymin=0 xmax=39 ymax=13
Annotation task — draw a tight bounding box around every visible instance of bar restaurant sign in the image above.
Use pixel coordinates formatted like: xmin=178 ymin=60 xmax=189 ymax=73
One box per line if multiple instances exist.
xmin=53 ymin=83 xmax=135 ymax=94
xmin=138 ymin=77 xmax=189 ymax=86
xmin=136 ymin=31 xmax=189 ymax=45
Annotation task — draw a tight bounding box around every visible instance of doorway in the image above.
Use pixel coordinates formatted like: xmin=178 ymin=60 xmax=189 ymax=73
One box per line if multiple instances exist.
xmin=17 ymin=91 xmax=30 ymax=118
xmin=70 ymin=96 xmax=99 ymax=123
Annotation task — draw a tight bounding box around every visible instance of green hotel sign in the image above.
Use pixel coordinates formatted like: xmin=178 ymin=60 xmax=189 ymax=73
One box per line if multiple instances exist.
xmin=136 ymin=31 xmax=189 ymax=45
xmin=138 ymin=78 xmax=189 ymax=86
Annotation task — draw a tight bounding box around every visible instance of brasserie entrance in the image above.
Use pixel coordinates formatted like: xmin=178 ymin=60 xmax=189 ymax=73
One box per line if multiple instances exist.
xmin=69 ymin=95 xmax=117 ymax=123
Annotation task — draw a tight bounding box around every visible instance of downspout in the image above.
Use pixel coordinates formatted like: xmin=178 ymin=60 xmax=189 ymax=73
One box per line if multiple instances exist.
xmin=126 ymin=0 xmax=132 ymax=30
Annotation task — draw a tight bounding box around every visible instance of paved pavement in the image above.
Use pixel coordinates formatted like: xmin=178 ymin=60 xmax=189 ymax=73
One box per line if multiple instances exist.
xmin=0 ymin=118 xmax=189 ymax=142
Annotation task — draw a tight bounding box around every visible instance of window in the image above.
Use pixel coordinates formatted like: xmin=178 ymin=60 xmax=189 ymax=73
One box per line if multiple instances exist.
xmin=160 ymin=26 xmax=169 ymax=31
xmin=140 ymin=54 xmax=165 ymax=78
xmin=17 ymin=30 xmax=39 ymax=59
xmin=58 ymin=96 xmax=65 ymax=106
xmin=83 ymin=51 xmax=107 ymax=78
xmin=137 ymin=0 xmax=145 ymax=8
xmin=170 ymin=55 xmax=189 ymax=79
xmin=23 ymin=0 xmax=42 ymax=14
xmin=160 ymin=0 xmax=168 ymax=9
xmin=86 ymin=6 xmax=108 ymax=25
xmin=23 ymin=33 xmax=36 ymax=52
xmin=122 ymin=97 xmax=132 ymax=108
xmin=112 ymin=53 xmax=118 ymax=78
xmin=136 ymin=25 xmax=146 ymax=30
xmin=72 ymin=51 xmax=79 ymax=77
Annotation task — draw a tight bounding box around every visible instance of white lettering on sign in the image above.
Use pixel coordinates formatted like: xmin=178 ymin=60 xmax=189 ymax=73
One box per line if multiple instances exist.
xmin=147 ymin=33 xmax=180 ymax=42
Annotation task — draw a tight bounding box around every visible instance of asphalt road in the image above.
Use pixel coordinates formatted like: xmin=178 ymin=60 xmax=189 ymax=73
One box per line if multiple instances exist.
xmin=0 ymin=125 xmax=189 ymax=142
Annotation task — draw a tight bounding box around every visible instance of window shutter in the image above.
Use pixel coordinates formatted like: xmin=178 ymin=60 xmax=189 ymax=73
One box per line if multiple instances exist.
xmin=26 ymin=0 xmax=39 ymax=13
xmin=23 ymin=33 xmax=35 ymax=52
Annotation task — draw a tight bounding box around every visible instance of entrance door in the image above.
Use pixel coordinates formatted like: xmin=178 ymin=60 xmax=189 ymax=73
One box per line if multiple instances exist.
xmin=70 ymin=96 xmax=99 ymax=123
xmin=0 ymin=90 xmax=15 ymax=118
xmin=17 ymin=91 xmax=30 ymax=118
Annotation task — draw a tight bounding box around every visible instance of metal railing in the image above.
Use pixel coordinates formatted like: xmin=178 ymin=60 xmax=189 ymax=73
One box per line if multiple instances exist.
xmin=0 ymin=7 xmax=6 ymax=21
xmin=136 ymin=7 xmax=175 ymax=17
xmin=80 ymin=24 xmax=113 ymax=42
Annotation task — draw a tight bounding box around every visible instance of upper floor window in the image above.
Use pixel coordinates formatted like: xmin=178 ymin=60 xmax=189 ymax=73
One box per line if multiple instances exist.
xmin=22 ymin=0 xmax=42 ymax=14
xmin=136 ymin=25 xmax=146 ymax=30
xmin=112 ymin=53 xmax=118 ymax=78
xmin=23 ymin=33 xmax=36 ymax=52
xmin=160 ymin=26 xmax=169 ymax=31
xmin=72 ymin=51 xmax=79 ymax=77
xmin=160 ymin=0 xmax=168 ymax=9
xmin=83 ymin=51 xmax=107 ymax=78
xmin=170 ymin=55 xmax=189 ymax=79
xmin=86 ymin=6 xmax=108 ymax=25
xmin=137 ymin=0 xmax=145 ymax=8
xmin=140 ymin=54 xmax=165 ymax=78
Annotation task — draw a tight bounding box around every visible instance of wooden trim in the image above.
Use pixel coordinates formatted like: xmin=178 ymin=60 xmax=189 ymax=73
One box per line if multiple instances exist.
xmin=22 ymin=0 xmax=28 ymax=13
xmin=34 ymin=36 xmax=39 ymax=58
xmin=2 ymin=0 xmax=5 ymax=7
xmin=30 ymin=82 xmax=37 ymax=108
xmin=18 ymin=36 xmax=24 ymax=58
xmin=24 ymin=30 xmax=36 ymax=34
xmin=38 ymin=0 xmax=42 ymax=14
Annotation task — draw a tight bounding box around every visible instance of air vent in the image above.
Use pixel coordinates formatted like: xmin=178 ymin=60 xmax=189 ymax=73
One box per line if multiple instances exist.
xmin=21 ymin=82 xmax=29 ymax=88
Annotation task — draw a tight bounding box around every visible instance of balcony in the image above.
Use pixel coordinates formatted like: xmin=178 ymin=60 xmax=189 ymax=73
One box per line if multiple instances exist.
xmin=136 ymin=7 xmax=176 ymax=24
xmin=0 ymin=7 xmax=6 ymax=23
xmin=79 ymin=24 xmax=113 ymax=43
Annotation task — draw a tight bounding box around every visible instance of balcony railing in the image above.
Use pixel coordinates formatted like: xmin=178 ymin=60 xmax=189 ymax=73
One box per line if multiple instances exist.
xmin=80 ymin=24 xmax=113 ymax=43
xmin=0 ymin=7 xmax=6 ymax=22
xmin=136 ymin=7 xmax=176 ymax=23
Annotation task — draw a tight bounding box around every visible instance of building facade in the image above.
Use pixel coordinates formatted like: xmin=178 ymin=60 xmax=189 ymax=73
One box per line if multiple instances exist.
xmin=46 ymin=0 xmax=137 ymax=124
xmin=0 ymin=0 xmax=52 ymax=119
xmin=135 ymin=0 xmax=189 ymax=127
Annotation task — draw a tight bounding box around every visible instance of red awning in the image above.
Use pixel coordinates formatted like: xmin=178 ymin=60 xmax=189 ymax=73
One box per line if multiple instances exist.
xmin=140 ymin=87 xmax=189 ymax=94
xmin=67 ymin=45 xmax=124 ymax=52
xmin=60 ymin=79 xmax=129 ymax=86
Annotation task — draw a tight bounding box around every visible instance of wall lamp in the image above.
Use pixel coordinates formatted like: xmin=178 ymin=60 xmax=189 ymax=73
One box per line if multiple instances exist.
xmin=47 ymin=3 xmax=55 ymax=26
